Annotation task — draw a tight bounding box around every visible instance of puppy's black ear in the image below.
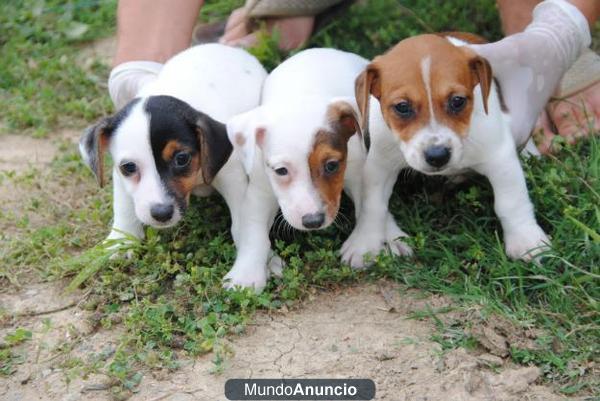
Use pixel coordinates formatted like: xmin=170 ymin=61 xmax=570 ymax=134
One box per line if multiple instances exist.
xmin=79 ymin=118 xmax=113 ymax=187
xmin=195 ymin=114 xmax=233 ymax=184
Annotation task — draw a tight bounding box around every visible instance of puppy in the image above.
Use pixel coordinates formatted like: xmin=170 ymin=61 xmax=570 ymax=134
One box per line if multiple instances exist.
xmin=342 ymin=33 xmax=550 ymax=268
xmin=80 ymin=44 xmax=267 ymax=248
xmin=223 ymin=48 xmax=389 ymax=291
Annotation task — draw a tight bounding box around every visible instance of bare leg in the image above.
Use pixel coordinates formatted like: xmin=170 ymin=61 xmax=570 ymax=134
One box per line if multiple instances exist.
xmin=114 ymin=0 xmax=203 ymax=66
xmin=109 ymin=0 xmax=203 ymax=107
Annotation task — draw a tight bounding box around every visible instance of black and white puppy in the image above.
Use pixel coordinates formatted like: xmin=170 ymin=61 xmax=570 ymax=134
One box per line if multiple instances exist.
xmin=80 ymin=44 xmax=267 ymax=243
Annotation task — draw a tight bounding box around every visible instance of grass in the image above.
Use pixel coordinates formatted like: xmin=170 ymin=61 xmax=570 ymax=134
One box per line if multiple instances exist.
xmin=0 ymin=0 xmax=598 ymax=397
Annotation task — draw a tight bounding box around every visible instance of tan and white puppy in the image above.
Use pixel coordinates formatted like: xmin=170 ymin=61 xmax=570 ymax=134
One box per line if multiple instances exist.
xmin=342 ymin=33 xmax=550 ymax=268
xmin=80 ymin=44 xmax=266 ymax=254
xmin=224 ymin=48 xmax=389 ymax=291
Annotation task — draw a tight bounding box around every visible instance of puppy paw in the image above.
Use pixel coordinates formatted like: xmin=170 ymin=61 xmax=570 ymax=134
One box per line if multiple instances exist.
xmin=385 ymin=218 xmax=414 ymax=257
xmin=386 ymin=237 xmax=414 ymax=258
xmin=223 ymin=263 xmax=268 ymax=293
xmin=103 ymin=233 xmax=137 ymax=260
xmin=341 ymin=230 xmax=386 ymax=269
xmin=505 ymin=224 xmax=551 ymax=262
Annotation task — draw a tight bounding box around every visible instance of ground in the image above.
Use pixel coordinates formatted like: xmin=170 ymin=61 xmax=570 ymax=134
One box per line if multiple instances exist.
xmin=1 ymin=1 xmax=598 ymax=400
xmin=0 ymin=278 xmax=569 ymax=401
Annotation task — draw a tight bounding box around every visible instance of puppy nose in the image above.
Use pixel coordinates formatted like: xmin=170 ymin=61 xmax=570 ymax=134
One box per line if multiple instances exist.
xmin=150 ymin=203 xmax=174 ymax=222
xmin=302 ymin=212 xmax=325 ymax=229
xmin=424 ymin=145 xmax=451 ymax=168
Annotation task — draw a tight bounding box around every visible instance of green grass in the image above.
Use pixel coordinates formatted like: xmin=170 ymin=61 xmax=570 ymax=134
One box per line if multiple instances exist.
xmin=1 ymin=0 xmax=598 ymax=397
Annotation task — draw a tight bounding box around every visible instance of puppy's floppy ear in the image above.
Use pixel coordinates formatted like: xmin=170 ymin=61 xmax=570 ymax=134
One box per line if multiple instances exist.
xmin=195 ymin=113 xmax=233 ymax=184
xmin=226 ymin=108 xmax=267 ymax=175
xmin=327 ymin=97 xmax=363 ymax=147
xmin=355 ymin=61 xmax=381 ymax=147
xmin=469 ymin=55 xmax=492 ymax=114
xmin=79 ymin=118 xmax=113 ymax=187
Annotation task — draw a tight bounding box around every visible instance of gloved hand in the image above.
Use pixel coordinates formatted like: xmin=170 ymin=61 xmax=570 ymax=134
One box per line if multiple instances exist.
xmin=108 ymin=60 xmax=163 ymax=109
xmin=470 ymin=0 xmax=591 ymax=147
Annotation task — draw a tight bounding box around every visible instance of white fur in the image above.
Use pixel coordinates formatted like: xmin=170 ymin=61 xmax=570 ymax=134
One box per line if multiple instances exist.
xmin=343 ymin=38 xmax=550 ymax=268
xmin=224 ymin=48 xmax=370 ymax=290
xmin=96 ymin=44 xmax=267 ymax=261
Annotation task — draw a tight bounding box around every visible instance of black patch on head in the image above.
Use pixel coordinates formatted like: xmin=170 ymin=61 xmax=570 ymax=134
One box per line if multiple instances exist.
xmin=145 ymin=95 xmax=232 ymax=210
xmin=80 ymin=98 xmax=141 ymax=186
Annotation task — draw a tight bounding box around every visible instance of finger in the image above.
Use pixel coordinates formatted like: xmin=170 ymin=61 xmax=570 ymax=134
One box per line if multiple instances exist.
xmin=221 ymin=19 xmax=250 ymax=44
xmin=225 ymin=32 xmax=259 ymax=49
xmin=224 ymin=7 xmax=247 ymax=32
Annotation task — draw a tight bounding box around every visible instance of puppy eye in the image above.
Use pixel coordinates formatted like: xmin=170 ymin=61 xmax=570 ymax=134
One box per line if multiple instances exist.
xmin=393 ymin=101 xmax=414 ymax=119
xmin=274 ymin=167 xmax=288 ymax=176
xmin=448 ymin=95 xmax=467 ymax=114
xmin=324 ymin=160 xmax=339 ymax=174
xmin=173 ymin=152 xmax=191 ymax=168
xmin=119 ymin=161 xmax=138 ymax=176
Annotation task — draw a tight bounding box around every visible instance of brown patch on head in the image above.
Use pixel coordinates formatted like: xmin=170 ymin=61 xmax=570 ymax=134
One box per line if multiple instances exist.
xmin=308 ymin=129 xmax=347 ymax=220
xmin=161 ymin=140 xmax=182 ymax=162
xmin=438 ymin=31 xmax=488 ymax=44
xmin=358 ymin=33 xmax=494 ymax=142
xmin=159 ymin=140 xmax=201 ymax=206
xmin=171 ymin=154 xmax=201 ymax=200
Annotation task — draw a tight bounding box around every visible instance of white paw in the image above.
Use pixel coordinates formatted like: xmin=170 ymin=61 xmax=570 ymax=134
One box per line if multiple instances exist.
xmin=341 ymin=229 xmax=386 ymax=269
xmin=385 ymin=218 xmax=414 ymax=258
xmin=223 ymin=263 xmax=268 ymax=293
xmin=103 ymin=233 xmax=137 ymax=260
xmin=386 ymin=236 xmax=414 ymax=258
xmin=504 ymin=224 xmax=551 ymax=262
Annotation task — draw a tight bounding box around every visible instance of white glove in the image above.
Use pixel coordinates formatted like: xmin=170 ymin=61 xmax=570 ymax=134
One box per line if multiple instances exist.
xmin=470 ymin=0 xmax=591 ymax=147
xmin=108 ymin=61 xmax=164 ymax=109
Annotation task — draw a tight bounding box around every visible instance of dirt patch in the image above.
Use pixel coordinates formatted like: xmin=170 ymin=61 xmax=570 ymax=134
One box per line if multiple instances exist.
xmin=1 ymin=282 xmax=571 ymax=401
xmin=77 ymin=36 xmax=117 ymax=68
xmin=0 ymin=130 xmax=89 ymax=237
xmin=0 ymin=133 xmax=75 ymax=173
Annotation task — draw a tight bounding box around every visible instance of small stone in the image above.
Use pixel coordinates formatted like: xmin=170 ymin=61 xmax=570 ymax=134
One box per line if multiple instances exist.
xmin=477 ymin=353 xmax=504 ymax=367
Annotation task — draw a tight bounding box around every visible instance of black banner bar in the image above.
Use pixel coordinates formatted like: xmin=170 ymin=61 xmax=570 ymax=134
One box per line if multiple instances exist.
xmin=225 ymin=379 xmax=376 ymax=400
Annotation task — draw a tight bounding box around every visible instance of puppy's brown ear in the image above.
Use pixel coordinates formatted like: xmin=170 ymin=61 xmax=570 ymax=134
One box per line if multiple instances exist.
xmin=355 ymin=62 xmax=381 ymax=147
xmin=327 ymin=99 xmax=362 ymax=144
xmin=79 ymin=118 xmax=112 ymax=187
xmin=195 ymin=113 xmax=233 ymax=185
xmin=469 ymin=55 xmax=492 ymax=114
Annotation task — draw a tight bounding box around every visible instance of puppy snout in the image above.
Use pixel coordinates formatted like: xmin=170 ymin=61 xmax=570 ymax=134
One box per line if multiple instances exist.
xmin=424 ymin=145 xmax=451 ymax=168
xmin=150 ymin=203 xmax=174 ymax=222
xmin=302 ymin=212 xmax=325 ymax=229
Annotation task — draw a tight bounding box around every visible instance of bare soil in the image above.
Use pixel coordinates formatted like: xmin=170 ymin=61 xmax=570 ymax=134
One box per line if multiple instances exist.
xmin=0 ymin=275 xmax=574 ymax=401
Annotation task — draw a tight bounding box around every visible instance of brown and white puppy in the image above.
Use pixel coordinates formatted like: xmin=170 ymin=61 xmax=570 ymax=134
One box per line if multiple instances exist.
xmin=342 ymin=33 xmax=550 ymax=268
xmin=224 ymin=48 xmax=377 ymax=291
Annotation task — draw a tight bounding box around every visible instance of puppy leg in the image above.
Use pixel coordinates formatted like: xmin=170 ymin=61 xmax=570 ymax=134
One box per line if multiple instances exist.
xmin=475 ymin=150 xmax=550 ymax=261
xmin=223 ymin=179 xmax=279 ymax=292
xmin=341 ymin=148 xmax=411 ymax=269
xmin=211 ymin=161 xmax=249 ymax=247
xmin=107 ymin=169 xmax=144 ymax=242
